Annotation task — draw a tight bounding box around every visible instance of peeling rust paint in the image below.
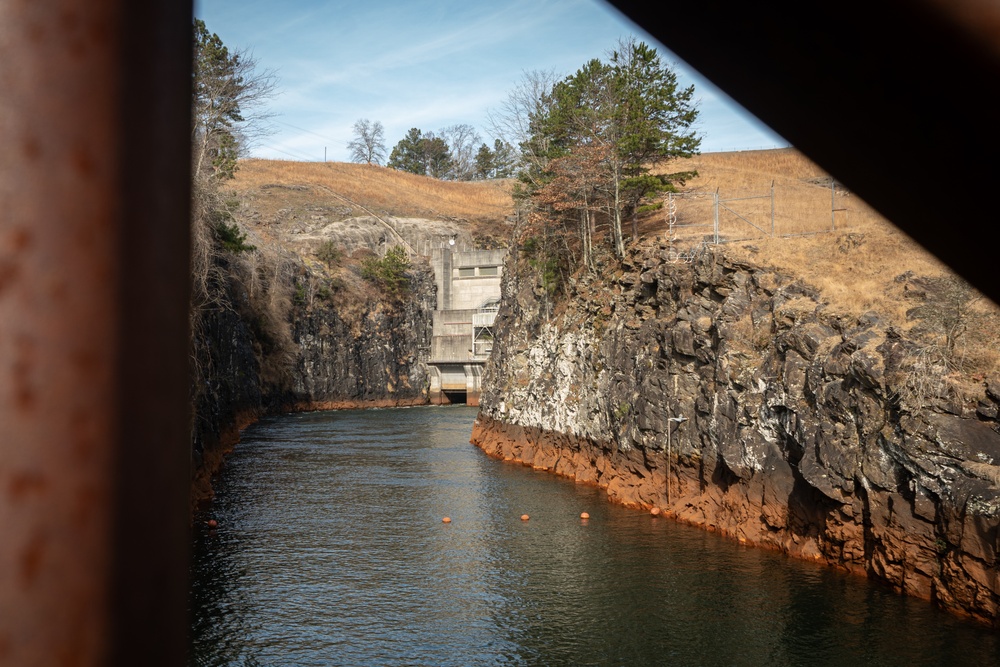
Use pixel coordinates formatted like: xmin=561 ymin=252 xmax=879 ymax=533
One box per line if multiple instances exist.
xmin=70 ymin=346 xmax=101 ymax=374
xmin=19 ymin=533 xmax=46 ymax=588
xmin=7 ymin=471 xmax=48 ymax=501
xmin=11 ymin=336 xmax=38 ymax=412
xmin=0 ymin=260 xmax=18 ymax=298
xmin=0 ymin=0 xmax=194 ymax=662
xmin=70 ymin=145 xmax=96 ymax=178
xmin=49 ymin=277 xmax=69 ymax=302
xmin=71 ymin=427 xmax=99 ymax=465
xmin=11 ymin=337 xmax=36 ymax=413
xmin=21 ymin=136 xmax=41 ymax=160
xmin=9 ymin=228 xmax=32 ymax=251
xmin=73 ymin=485 xmax=102 ymax=526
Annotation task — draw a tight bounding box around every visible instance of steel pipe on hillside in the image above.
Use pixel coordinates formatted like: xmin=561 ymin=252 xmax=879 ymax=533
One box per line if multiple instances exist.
xmin=0 ymin=2 xmax=193 ymax=665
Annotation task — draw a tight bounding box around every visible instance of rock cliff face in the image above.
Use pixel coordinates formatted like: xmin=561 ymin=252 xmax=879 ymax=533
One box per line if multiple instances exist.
xmin=292 ymin=266 xmax=435 ymax=404
xmin=473 ymin=242 xmax=1000 ymax=624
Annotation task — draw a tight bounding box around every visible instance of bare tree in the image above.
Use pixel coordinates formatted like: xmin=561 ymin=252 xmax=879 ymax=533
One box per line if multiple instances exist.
xmin=485 ymin=69 xmax=560 ymax=184
xmin=439 ymin=123 xmax=481 ymax=180
xmin=192 ymin=19 xmax=277 ymax=184
xmin=347 ymin=118 xmax=387 ymax=165
xmin=191 ymin=18 xmax=277 ymax=314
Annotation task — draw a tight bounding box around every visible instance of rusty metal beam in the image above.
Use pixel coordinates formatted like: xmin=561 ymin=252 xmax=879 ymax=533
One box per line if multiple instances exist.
xmin=607 ymin=0 xmax=1000 ymax=305
xmin=0 ymin=1 xmax=192 ymax=665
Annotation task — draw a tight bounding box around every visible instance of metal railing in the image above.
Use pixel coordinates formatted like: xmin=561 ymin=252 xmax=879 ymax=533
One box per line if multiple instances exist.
xmin=472 ymin=310 xmax=498 ymax=329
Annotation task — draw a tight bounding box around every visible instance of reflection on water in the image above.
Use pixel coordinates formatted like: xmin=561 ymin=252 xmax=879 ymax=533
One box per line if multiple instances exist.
xmin=190 ymin=406 xmax=1000 ymax=666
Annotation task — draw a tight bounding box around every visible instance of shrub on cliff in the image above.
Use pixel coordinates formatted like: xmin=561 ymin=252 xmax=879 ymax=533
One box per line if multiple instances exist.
xmin=906 ymin=275 xmax=981 ymax=369
xmin=361 ymin=246 xmax=411 ymax=297
xmin=213 ymin=220 xmax=256 ymax=254
xmin=316 ymin=240 xmax=343 ymax=268
xmin=519 ymin=235 xmax=565 ymax=297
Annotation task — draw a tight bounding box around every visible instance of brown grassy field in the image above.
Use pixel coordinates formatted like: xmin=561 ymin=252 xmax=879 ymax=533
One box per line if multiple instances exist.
xmin=655 ymin=148 xmax=886 ymax=240
xmin=229 ymin=159 xmax=513 ymax=227
xmin=651 ymin=149 xmax=949 ymax=320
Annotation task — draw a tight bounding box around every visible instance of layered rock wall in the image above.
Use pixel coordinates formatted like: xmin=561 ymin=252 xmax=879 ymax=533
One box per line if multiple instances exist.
xmin=292 ymin=266 xmax=435 ymax=404
xmin=474 ymin=243 xmax=1000 ymax=624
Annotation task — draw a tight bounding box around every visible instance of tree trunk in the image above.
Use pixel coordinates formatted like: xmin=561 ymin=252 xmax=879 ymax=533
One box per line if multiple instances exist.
xmin=612 ymin=168 xmax=625 ymax=258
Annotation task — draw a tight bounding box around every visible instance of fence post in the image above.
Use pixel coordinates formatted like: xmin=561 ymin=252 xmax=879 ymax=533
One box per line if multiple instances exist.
xmin=770 ymin=180 xmax=775 ymax=237
xmin=831 ymin=177 xmax=836 ymax=231
xmin=713 ymin=188 xmax=720 ymax=245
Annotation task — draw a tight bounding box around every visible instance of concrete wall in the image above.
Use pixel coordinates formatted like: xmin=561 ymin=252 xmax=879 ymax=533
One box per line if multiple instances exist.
xmin=432 ymin=309 xmax=475 ymax=338
xmin=427 ymin=247 xmax=504 ymax=405
xmin=431 ymin=335 xmax=472 ymax=363
xmin=453 ymin=249 xmax=507 ymax=268
xmin=430 ymin=248 xmax=505 ymax=310
xmin=430 ymin=247 xmax=453 ymax=311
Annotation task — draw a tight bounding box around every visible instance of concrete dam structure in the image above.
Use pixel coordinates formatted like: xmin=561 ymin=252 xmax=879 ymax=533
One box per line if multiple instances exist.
xmin=427 ymin=247 xmax=505 ymax=405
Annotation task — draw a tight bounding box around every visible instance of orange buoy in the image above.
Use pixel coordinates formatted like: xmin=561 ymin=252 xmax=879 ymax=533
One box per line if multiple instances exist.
xmin=520 ymin=514 xmax=530 ymax=521
xmin=580 ymin=512 xmax=590 ymax=520
xmin=442 ymin=517 xmax=452 ymax=523
xmin=650 ymin=507 xmax=661 ymax=517
xmin=207 ymin=519 xmax=218 ymax=528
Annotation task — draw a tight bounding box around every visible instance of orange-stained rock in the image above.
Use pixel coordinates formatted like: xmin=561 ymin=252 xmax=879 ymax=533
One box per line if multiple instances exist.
xmin=470 ymin=411 xmax=1000 ymax=627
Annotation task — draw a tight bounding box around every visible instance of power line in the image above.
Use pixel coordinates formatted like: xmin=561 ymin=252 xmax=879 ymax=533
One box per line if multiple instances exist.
xmin=272 ymin=119 xmax=349 ymax=146
xmin=257 ymin=144 xmax=321 ymax=162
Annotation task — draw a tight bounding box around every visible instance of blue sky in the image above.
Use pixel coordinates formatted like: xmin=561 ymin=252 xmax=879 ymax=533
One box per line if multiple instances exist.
xmin=195 ymin=0 xmax=788 ymax=163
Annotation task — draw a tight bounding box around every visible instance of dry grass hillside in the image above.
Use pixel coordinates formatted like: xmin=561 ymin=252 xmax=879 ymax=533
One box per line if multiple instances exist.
xmin=660 ymin=148 xmax=888 ymax=238
xmin=652 ymin=149 xmax=949 ymax=319
xmin=229 ymin=159 xmax=513 ymax=241
xmin=647 ymin=148 xmax=999 ymax=379
xmin=212 ymin=160 xmax=516 ymax=331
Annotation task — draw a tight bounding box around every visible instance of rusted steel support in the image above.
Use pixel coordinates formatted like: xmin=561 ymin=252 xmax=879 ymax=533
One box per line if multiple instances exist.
xmin=607 ymin=0 xmax=1000 ymax=305
xmin=0 ymin=1 xmax=192 ymax=665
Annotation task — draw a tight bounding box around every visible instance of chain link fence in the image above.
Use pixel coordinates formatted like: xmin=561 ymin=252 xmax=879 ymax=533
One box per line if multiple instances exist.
xmin=662 ymin=178 xmax=866 ymax=261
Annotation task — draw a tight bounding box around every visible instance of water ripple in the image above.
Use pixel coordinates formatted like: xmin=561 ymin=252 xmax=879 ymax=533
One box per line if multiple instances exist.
xmin=191 ymin=407 xmax=1000 ymax=666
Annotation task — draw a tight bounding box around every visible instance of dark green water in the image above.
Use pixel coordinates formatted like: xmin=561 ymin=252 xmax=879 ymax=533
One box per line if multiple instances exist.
xmin=190 ymin=406 xmax=1000 ymax=666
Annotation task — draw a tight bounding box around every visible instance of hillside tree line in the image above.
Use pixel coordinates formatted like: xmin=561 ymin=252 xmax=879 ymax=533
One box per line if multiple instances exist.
xmin=348 ymin=119 xmax=516 ymax=181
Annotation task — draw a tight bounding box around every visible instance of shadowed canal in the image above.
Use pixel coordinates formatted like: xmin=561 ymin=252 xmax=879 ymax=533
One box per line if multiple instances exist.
xmin=190 ymin=406 xmax=1000 ymax=666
